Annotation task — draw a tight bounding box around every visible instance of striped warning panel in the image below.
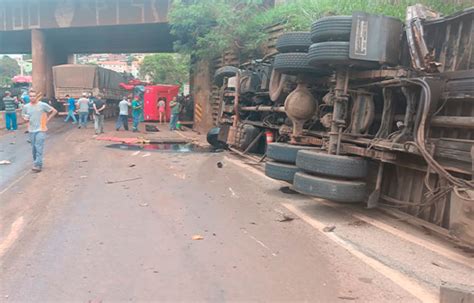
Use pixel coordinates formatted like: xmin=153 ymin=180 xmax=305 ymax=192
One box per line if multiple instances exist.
xmin=195 ymin=103 xmax=203 ymax=122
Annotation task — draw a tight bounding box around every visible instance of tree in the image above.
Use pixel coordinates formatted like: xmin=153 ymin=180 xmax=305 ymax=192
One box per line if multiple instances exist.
xmin=139 ymin=53 xmax=190 ymax=85
xmin=0 ymin=56 xmax=20 ymax=87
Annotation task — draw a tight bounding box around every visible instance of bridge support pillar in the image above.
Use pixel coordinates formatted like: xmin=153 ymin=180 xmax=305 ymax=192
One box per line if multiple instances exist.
xmin=32 ymin=29 xmax=68 ymax=99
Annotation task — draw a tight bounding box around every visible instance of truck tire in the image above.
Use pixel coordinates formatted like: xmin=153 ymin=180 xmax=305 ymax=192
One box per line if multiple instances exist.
xmin=267 ymin=143 xmax=320 ymax=164
xmin=311 ymin=16 xmax=353 ymax=43
xmin=214 ymin=66 xmax=239 ymax=86
xmin=265 ymin=161 xmax=300 ymax=183
xmin=296 ymin=150 xmax=368 ymax=179
xmin=276 ymin=32 xmax=312 ymax=53
xmin=273 ymin=53 xmax=325 ymax=75
xmin=307 ymin=42 xmax=379 ymax=69
xmin=293 ymin=172 xmax=366 ymax=203
xmin=207 ymin=127 xmax=226 ymax=148
xmin=269 ymin=69 xmax=290 ymax=102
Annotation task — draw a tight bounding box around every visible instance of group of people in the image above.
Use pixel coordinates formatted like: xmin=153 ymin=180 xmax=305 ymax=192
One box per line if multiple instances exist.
xmin=2 ymin=89 xmax=192 ymax=173
xmin=63 ymin=92 xmax=107 ymax=134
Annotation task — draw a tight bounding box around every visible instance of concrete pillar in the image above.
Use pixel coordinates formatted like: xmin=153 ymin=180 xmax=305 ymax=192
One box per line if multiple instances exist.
xmin=191 ymin=60 xmax=214 ymax=133
xmin=32 ymin=29 xmax=68 ymax=98
xmin=31 ymin=29 xmax=47 ymax=96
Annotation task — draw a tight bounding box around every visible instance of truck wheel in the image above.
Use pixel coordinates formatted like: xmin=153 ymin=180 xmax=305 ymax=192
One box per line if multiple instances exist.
xmin=311 ymin=16 xmax=353 ymax=43
xmin=269 ymin=69 xmax=290 ymax=102
xmin=276 ymin=32 xmax=312 ymax=53
xmin=267 ymin=143 xmax=320 ymax=164
xmin=207 ymin=127 xmax=226 ymax=148
xmin=293 ymin=172 xmax=366 ymax=203
xmin=273 ymin=53 xmax=326 ymax=75
xmin=307 ymin=42 xmax=379 ymax=69
xmin=214 ymin=66 xmax=239 ymax=86
xmin=296 ymin=150 xmax=368 ymax=179
xmin=265 ymin=161 xmax=300 ymax=183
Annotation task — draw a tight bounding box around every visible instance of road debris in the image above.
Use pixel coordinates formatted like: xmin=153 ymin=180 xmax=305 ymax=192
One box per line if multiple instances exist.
xmin=80 ymin=175 xmax=87 ymax=179
xmin=76 ymin=160 xmax=88 ymax=163
xmin=217 ymin=162 xmax=223 ymax=168
xmin=0 ymin=160 xmax=11 ymax=165
xmin=338 ymin=296 xmax=358 ymax=300
xmin=142 ymin=153 xmax=151 ymax=157
xmin=129 ymin=164 xmax=136 ymax=168
xmin=139 ymin=203 xmax=149 ymax=207
xmin=323 ymin=225 xmax=336 ymax=232
xmin=279 ymin=186 xmax=298 ymax=195
xmin=192 ymin=235 xmax=204 ymax=240
xmin=105 ymin=177 xmax=142 ymax=184
xmin=278 ymin=214 xmax=295 ymax=222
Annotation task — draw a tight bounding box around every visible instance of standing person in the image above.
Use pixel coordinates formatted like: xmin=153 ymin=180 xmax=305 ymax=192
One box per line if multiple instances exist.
xmin=88 ymin=93 xmax=95 ymax=121
xmin=63 ymin=94 xmax=77 ymax=124
xmin=3 ymin=91 xmax=18 ymax=131
xmin=116 ymin=97 xmax=130 ymax=131
xmin=21 ymin=91 xmax=58 ymax=172
xmin=169 ymin=96 xmax=181 ymax=131
xmin=131 ymin=96 xmax=142 ymax=132
xmin=157 ymin=97 xmax=166 ymax=124
xmin=93 ymin=96 xmax=106 ymax=135
xmin=77 ymin=93 xmax=90 ymax=129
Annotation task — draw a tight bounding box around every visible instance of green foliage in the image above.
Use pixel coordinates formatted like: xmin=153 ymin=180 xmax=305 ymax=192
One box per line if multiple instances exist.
xmin=0 ymin=56 xmax=20 ymax=87
xmin=169 ymin=0 xmax=470 ymax=59
xmin=139 ymin=53 xmax=190 ymax=85
xmin=169 ymin=0 xmax=267 ymax=58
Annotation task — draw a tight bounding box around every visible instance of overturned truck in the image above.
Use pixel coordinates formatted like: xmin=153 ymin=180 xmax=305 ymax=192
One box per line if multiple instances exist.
xmin=209 ymin=6 xmax=474 ymax=245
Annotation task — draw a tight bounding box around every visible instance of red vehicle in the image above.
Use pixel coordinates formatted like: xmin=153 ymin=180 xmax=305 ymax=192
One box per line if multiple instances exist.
xmin=143 ymin=85 xmax=180 ymax=122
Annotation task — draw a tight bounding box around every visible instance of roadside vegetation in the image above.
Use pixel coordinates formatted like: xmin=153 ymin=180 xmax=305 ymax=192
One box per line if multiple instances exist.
xmin=139 ymin=53 xmax=190 ymax=86
xmin=0 ymin=56 xmax=20 ymax=87
xmin=169 ymin=0 xmax=471 ymax=59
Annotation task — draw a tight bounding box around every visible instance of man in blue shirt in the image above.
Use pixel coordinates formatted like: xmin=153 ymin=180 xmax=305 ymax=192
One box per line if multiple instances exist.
xmin=63 ymin=94 xmax=77 ymax=124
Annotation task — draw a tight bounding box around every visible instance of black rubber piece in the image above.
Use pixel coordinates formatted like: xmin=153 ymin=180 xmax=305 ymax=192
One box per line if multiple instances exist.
xmin=296 ymin=150 xmax=368 ymax=179
xmin=293 ymin=172 xmax=366 ymax=203
xmin=206 ymin=127 xmax=226 ymax=148
xmin=311 ymin=16 xmax=353 ymax=43
xmin=213 ymin=66 xmax=239 ymax=86
xmin=273 ymin=53 xmax=326 ymax=75
xmin=276 ymin=32 xmax=312 ymax=53
xmin=267 ymin=143 xmax=320 ymax=164
xmin=265 ymin=161 xmax=300 ymax=183
xmin=308 ymin=42 xmax=379 ymax=69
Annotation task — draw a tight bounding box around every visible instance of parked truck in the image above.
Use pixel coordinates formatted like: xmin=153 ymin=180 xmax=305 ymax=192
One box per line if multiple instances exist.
xmin=53 ymin=64 xmax=127 ymax=117
xmin=209 ymin=5 xmax=474 ymax=245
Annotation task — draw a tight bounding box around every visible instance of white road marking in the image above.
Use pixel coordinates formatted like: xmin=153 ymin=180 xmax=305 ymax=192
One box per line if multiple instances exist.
xmin=350 ymin=212 xmax=474 ymax=269
xmin=0 ymin=216 xmax=25 ymax=259
xmin=0 ymin=170 xmax=30 ymax=195
xmin=282 ymin=203 xmax=437 ymax=303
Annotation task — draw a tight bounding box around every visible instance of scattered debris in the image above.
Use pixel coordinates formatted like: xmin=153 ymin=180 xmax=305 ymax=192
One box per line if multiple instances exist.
xmin=9 ymin=142 xmax=15 ymax=145
xmin=338 ymin=296 xmax=358 ymax=301
xmin=278 ymin=214 xmax=295 ymax=222
xmin=228 ymin=187 xmax=238 ymax=197
xmin=323 ymin=225 xmax=336 ymax=232
xmin=145 ymin=125 xmax=160 ymax=132
xmin=76 ymin=160 xmax=88 ymax=163
xmin=0 ymin=160 xmax=11 ymax=165
xmin=139 ymin=203 xmax=149 ymax=207
xmin=250 ymin=222 xmax=257 ymax=225
xmin=129 ymin=164 xmax=136 ymax=168
xmin=80 ymin=175 xmax=87 ymax=179
xmin=142 ymin=153 xmax=151 ymax=158
xmin=217 ymin=161 xmax=223 ymax=168
xmin=132 ymin=151 xmax=141 ymax=156
xmin=431 ymin=261 xmax=450 ymax=269
xmin=279 ymin=186 xmax=298 ymax=195
xmin=192 ymin=235 xmax=204 ymax=240
xmin=105 ymin=177 xmax=142 ymax=184
xmin=348 ymin=220 xmax=367 ymax=227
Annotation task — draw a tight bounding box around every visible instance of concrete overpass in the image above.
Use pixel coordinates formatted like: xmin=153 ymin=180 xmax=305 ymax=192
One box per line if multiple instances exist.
xmin=0 ymin=0 xmax=174 ymax=97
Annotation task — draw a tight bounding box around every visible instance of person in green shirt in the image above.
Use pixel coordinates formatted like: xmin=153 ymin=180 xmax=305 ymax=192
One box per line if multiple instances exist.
xmin=131 ymin=96 xmax=142 ymax=132
xmin=169 ymin=96 xmax=181 ymax=131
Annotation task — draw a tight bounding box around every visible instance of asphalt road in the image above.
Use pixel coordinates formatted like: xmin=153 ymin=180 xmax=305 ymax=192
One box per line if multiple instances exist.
xmin=0 ymin=120 xmax=472 ymax=302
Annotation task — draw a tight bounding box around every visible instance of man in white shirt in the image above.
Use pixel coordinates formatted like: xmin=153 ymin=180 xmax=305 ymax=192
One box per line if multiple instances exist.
xmin=116 ymin=97 xmax=130 ymax=131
